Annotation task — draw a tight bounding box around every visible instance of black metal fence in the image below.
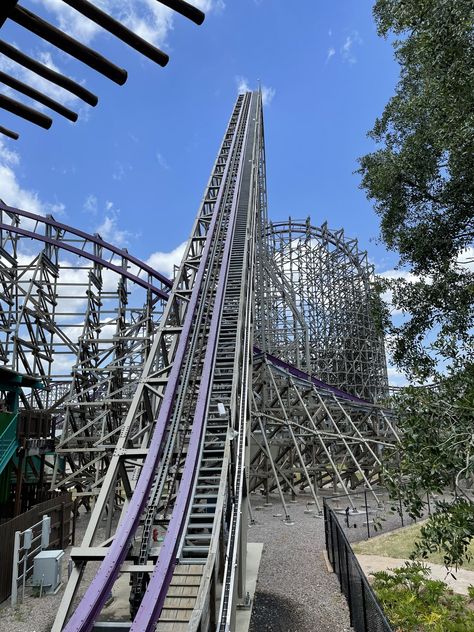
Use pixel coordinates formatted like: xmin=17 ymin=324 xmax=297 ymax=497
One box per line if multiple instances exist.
xmin=324 ymin=500 xmax=393 ymax=632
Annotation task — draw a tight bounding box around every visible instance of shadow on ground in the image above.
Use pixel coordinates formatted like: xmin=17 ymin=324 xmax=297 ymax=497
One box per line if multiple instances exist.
xmin=249 ymin=591 xmax=304 ymax=632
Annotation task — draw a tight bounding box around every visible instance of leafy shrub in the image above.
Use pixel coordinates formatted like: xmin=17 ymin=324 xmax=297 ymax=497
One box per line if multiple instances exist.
xmin=372 ymin=561 xmax=474 ymax=631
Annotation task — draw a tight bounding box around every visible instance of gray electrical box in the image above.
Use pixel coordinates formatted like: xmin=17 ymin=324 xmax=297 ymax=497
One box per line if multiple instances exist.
xmin=33 ymin=550 xmax=64 ymax=594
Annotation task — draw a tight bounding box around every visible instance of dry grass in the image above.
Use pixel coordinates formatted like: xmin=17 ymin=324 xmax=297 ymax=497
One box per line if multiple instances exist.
xmin=352 ymin=521 xmax=474 ymax=571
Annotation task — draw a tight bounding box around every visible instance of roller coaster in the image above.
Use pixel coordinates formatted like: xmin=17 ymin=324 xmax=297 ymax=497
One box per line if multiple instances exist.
xmin=0 ymin=90 xmax=397 ymax=631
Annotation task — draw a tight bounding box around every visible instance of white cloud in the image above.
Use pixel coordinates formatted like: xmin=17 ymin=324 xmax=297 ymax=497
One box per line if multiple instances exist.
xmin=236 ymin=76 xmax=250 ymax=94
xmin=326 ymin=47 xmax=336 ymax=63
xmin=156 ymin=152 xmax=169 ymax=170
xmin=235 ymin=76 xmax=276 ymax=106
xmin=378 ymin=267 xmax=418 ymax=315
xmin=34 ymin=0 xmax=224 ymax=47
xmin=261 ymin=85 xmax=275 ymax=106
xmin=147 ymin=242 xmax=187 ymax=278
xmin=83 ymin=194 xmax=98 ymax=214
xmin=341 ymin=31 xmax=362 ymax=64
xmin=0 ymin=138 xmax=64 ymax=214
xmin=0 ymin=49 xmax=82 ymax=109
xmin=95 ymin=203 xmax=135 ymax=246
xmin=387 ymin=364 xmax=409 ymax=387
xmin=2 ymin=0 xmax=225 ymax=120
xmin=195 ymin=0 xmax=225 ymax=13
xmin=112 ymin=161 xmax=132 ymax=181
xmin=379 ymin=268 xmax=418 ymax=283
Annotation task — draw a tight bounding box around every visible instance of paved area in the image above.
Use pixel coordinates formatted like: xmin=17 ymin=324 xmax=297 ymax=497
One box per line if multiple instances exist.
xmin=236 ymin=542 xmax=263 ymax=632
xmin=357 ymin=554 xmax=474 ymax=596
xmin=248 ymin=493 xmax=353 ymax=632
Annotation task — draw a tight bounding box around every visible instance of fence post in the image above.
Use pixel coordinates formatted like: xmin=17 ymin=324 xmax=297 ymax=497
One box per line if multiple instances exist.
xmin=72 ymin=498 xmax=78 ymax=546
xmin=41 ymin=515 xmax=51 ymax=549
xmin=11 ymin=530 xmax=20 ymax=607
xmin=398 ymin=492 xmax=404 ymax=527
xmin=329 ymin=510 xmax=335 ymax=568
xmin=364 ymin=490 xmax=370 ymax=539
xmin=60 ymin=502 xmax=65 ymax=548
xmin=345 ymin=540 xmax=353 ymax=627
xmin=334 ymin=515 xmax=343 ymax=590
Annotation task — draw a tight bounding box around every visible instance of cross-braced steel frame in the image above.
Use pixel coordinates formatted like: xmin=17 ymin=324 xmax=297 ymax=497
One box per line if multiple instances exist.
xmin=256 ymin=218 xmax=388 ymax=402
xmin=0 ymin=91 xmax=397 ymax=631
xmin=0 ymin=201 xmax=169 ymax=502
xmin=250 ymin=350 xmax=398 ymax=520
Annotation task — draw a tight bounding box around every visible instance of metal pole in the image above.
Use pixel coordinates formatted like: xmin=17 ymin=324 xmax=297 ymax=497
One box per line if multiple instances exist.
xmin=398 ymin=492 xmax=404 ymax=527
xmin=364 ymin=490 xmax=370 ymax=539
xmin=11 ymin=530 xmax=20 ymax=606
xmin=22 ymin=548 xmax=27 ymax=603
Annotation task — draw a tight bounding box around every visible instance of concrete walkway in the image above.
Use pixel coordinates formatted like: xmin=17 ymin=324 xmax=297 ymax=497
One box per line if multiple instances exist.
xmin=357 ymin=554 xmax=474 ymax=596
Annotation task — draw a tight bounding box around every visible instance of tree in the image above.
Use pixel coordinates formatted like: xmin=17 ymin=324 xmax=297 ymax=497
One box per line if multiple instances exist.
xmin=359 ymin=0 xmax=474 ymax=380
xmin=359 ymin=0 xmax=474 ymax=568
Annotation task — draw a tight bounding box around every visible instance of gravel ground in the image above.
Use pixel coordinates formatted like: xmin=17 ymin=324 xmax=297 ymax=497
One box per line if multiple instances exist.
xmin=1 ymin=490 xmax=389 ymax=632
xmin=248 ymin=492 xmax=354 ymax=632
xmin=325 ymin=488 xmax=449 ymax=545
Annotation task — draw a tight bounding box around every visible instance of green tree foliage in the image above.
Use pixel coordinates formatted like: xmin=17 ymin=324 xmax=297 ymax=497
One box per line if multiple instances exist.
xmin=359 ymin=0 xmax=474 ymax=380
xmin=359 ymin=1 xmax=474 ymax=567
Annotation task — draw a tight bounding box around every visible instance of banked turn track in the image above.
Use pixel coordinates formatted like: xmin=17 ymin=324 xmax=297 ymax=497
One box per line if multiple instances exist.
xmin=54 ymin=91 xmax=262 ymax=631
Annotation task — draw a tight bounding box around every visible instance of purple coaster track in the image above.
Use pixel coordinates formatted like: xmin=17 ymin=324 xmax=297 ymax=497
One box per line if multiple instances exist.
xmin=130 ymin=93 xmax=252 ymax=632
xmin=62 ymin=97 xmax=248 ymax=632
xmin=0 ymin=201 xmax=172 ymax=299
xmin=254 ymin=347 xmax=371 ymax=405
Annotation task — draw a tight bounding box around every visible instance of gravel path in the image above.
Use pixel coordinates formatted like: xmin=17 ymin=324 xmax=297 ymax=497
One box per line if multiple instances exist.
xmin=1 ymin=493 xmax=356 ymax=632
xmin=248 ymin=493 xmax=353 ymax=632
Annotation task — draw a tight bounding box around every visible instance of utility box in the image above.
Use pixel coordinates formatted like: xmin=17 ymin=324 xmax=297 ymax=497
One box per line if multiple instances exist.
xmin=33 ymin=550 xmax=64 ymax=594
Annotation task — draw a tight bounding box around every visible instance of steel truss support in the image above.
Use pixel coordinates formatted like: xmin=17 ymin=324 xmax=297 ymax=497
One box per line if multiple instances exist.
xmin=250 ymin=351 xmax=399 ymax=515
xmin=257 ymin=219 xmax=389 ymax=402
xmin=52 ymin=91 xmax=263 ymax=632
xmin=0 ymin=90 xmax=398 ymax=632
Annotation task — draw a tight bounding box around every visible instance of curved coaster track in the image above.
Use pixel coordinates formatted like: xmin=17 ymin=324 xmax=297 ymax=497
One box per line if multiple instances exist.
xmin=0 ymin=91 xmax=398 ymax=631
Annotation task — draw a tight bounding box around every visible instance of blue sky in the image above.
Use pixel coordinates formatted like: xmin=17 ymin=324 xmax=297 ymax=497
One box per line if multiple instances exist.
xmin=0 ymin=0 xmax=405 ymax=381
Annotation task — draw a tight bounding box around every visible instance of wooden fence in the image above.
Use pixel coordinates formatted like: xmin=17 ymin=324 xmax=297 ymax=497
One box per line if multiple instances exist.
xmin=0 ymin=492 xmax=75 ymax=604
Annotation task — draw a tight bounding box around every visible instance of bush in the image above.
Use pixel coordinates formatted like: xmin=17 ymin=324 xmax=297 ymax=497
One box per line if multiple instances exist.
xmin=372 ymin=561 xmax=474 ymax=631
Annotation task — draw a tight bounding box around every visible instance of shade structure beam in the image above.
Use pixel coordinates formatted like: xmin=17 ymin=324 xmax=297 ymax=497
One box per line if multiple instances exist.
xmin=0 ymin=0 xmax=206 ymax=136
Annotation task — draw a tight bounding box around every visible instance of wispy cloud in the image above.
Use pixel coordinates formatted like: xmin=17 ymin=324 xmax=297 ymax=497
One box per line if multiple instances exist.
xmin=156 ymin=152 xmax=169 ymax=170
xmin=341 ymin=31 xmax=362 ymax=64
xmin=235 ymin=76 xmax=276 ymax=106
xmin=261 ymin=85 xmax=275 ymax=106
xmin=326 ymin=47 xmax=336 ymax=63
xmin=0 ymin=138 xmax=64 ymax=215
xmin=95 ymin=202 xmax=136 ymax=246
xmin=387 ymin=364 xmax=409 ymax=387
xmin=3 ymin=0 xmax=225 ymax=118
xmin=236 ymin=75 xmax=250 ymax=93
xmin=34 ymin=0 xmax=224 ymax=46
xmin=112 ymin=161 xmax=132 ymax=181
xmin=83 ymin=194 xmax=98 ymax=215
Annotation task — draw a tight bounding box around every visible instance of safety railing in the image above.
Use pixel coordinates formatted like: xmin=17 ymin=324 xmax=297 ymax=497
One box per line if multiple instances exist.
xmin=324 ymin=499 xmax=393 ymax=632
